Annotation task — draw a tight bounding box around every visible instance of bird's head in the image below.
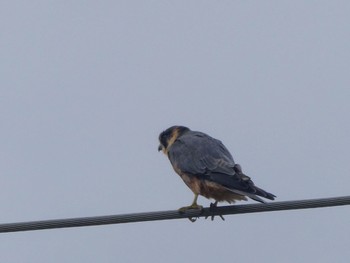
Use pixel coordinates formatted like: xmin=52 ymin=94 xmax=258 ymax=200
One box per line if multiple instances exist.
xmin=158 ymin=125 xmax=190 ymax=154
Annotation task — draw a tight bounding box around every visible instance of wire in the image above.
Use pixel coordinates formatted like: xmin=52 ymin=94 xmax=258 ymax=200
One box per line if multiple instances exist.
xmin=0 ymin=195 xmax=349 ymax=233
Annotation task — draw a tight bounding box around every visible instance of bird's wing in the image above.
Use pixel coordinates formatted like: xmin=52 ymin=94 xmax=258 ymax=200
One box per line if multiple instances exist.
xmin=168 ymin=131 xmax=235 ymax=175
xmin=168 ymin=131 xmax=275 ymax=201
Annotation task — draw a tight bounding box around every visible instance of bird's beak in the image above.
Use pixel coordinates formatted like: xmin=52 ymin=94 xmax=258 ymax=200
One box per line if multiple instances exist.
xmin=158 ymin=144 xmax=163 ymax=152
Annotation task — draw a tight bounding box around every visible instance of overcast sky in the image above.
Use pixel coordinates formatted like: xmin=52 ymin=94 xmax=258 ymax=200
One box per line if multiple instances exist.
xmin=1 ymin=1 xmax=349 ymax=262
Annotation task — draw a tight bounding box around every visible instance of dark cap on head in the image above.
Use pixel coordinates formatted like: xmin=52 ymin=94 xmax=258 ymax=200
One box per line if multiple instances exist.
xmin=158 ymin=126 xmax=190 ymax=152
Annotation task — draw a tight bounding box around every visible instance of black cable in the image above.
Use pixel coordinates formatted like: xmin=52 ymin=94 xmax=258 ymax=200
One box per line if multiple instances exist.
xmin=0 ymin=195 xmax=349 ymax=233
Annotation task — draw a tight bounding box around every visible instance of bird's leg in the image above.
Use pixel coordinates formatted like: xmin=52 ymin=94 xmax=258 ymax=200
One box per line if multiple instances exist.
xmin=178 ymin=194 xmax=204 ymax=222
xmin=205 ymin=201 xmax=225 ymax=221
xmin=210 ymin=201 xmax=218 ymax=209
xmin=178 ymin=194 xmax=203 ymax=213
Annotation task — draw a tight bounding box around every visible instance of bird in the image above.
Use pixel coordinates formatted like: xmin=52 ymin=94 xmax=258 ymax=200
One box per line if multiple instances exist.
xmin=158 ymin=125 xmax=276 ymax=214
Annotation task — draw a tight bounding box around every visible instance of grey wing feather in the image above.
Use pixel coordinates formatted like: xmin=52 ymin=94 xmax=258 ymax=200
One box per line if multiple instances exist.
xmin=168 ymin=131 xmax=236 ymax=175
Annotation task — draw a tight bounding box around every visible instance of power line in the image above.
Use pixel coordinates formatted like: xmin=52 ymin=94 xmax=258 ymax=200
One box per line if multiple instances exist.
xmin=1 ymin=195 xmax=349 ymax=234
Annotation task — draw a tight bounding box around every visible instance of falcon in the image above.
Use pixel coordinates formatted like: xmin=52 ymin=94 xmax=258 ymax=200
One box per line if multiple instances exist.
xmin=158 ymin=125 xmax=275 ymax=213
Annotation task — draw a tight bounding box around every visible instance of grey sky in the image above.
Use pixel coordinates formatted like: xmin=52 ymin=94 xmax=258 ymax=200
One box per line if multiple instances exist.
xmin=1 ymin=1 xmax=349 ymax=262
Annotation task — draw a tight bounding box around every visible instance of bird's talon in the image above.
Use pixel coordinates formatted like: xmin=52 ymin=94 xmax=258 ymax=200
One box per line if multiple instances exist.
xmin=178 ymin=204 xmax=202 ymax=222
xmin=188 ymin=217 xmax=198 ymax=222
xmin=205 ymin=202 xmax=224 ymax=221
xmin=209 ymin=202 xmax=218 ymax=210
xmin=205 ymin=214 xmax=225 ymax=221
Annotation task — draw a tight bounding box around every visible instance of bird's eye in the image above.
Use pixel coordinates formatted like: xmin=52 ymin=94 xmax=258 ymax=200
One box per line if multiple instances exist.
xmin=160 ymin=134 xmax=167 ymax=146
xmin=159 ymin=131 xmax=170 ymax=148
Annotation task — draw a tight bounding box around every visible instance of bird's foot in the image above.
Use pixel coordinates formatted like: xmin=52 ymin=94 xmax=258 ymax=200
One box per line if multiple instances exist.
xmin=178 ymin=203 xmax=203 ymax=222
xmin=205 ymin=202 xmax=225 ymax=221
xmin=178 ymin=203 xmax=203 ymax=213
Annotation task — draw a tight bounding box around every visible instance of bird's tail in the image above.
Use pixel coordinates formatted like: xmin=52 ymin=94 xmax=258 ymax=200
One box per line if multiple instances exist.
xmin=233 ymin=164 xmax=276 ymax=203
xmin=253 ymin=186 xmax=276 ymax=202
xmin=227 ymin=187 xmax=275 ymax=204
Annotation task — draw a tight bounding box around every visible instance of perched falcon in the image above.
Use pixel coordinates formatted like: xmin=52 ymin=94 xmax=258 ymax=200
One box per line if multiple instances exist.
xmin=158 ymin=125 xmax=275 ymax=212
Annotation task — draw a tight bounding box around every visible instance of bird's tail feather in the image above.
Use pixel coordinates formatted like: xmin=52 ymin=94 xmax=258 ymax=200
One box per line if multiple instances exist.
xmin=226 ymin=188 xmax=266 ymax=203
xmin=225 ymin=186 xmax=276 ymax=203
xmin=254 ymin=186 xmax=276 ymax=201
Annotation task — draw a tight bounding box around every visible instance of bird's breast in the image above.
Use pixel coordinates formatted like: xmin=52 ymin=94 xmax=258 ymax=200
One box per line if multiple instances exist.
xmin=178 ymin=171 xmax=247 ymax=203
